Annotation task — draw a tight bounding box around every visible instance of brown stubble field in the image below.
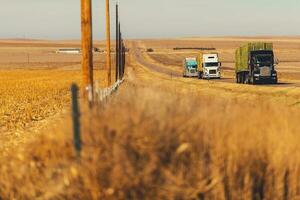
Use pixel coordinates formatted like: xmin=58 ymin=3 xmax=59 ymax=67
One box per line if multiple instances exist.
xmin=0 ymin=40 xmax=109 ymax=70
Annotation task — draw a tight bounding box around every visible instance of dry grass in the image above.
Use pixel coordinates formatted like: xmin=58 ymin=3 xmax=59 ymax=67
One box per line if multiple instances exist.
xmin=1 ymin=78 xmax=300 ymax=199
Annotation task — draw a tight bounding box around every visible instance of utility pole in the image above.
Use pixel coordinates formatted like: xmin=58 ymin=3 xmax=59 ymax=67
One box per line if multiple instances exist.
xmin=119 ymin=24 xmax=122 ymax=80
xmin=122 ymin=42 xmax=125 ymax=77
xmin=105 ymin=0 xmax=112 ymax=86
xmin=81 ymin=0 xmax=94 ymax=99
xmin=115 ymin=4 xmax=119 ymax=82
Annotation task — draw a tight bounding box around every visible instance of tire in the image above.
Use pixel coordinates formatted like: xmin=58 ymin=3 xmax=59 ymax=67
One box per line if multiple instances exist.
xmin=237 ymin=73 xmax=241 ymax=84
xmin=244 ymin=74 xmax=249 ymax=84
xmin=240 ymin=73 xmax=244 ymax=84
xmin=250 ymin=74 xmax=255 ymax=85
xmin=198 ymin=72 xmax=203 ymax=79
xmin=272 ymin=78 xmax=278 ymax=84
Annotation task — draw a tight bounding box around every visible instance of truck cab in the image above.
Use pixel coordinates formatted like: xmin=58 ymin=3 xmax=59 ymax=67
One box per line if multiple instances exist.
xmin=183 ymin=57 xmax=198 ymax=78
xmin=249 ymin=50 xmax=277 ymax=83
xmin=235 ymin=43 xmax=278 ymax=84
xmin=201 ymin=54 xmax=221 ymax=79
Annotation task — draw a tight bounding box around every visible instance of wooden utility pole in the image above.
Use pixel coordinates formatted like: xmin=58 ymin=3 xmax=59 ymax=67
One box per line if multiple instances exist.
xmin=115 ymin=4 xmax=119 ymax=82
xmin=122 ymin=42 xmax=125 ymax=77
xmin=81 ymin=0 xmax=94 ymax=98
xmin=118 ymin=24 xmax=122 ymax=80
xmin=105 ymin=0 xmax=112 ymax=86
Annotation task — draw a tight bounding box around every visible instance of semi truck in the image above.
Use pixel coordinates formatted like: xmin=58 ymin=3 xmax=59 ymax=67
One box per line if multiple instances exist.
xmin=235 ymin=43 xmax=278 ymax=84
xmin=197 ymin=53 xmax=221 ymax=79
xmin=183 ymin=57 xmax=198 ymax=77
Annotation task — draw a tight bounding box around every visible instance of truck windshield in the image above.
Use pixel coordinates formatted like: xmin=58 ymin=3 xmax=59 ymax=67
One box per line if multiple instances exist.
xmin=253 ymin=54 xmax=272 ymax=66
xmin=187 ymin=65 xmax=197 ymax=69
xmin=204 ymin=62 xmax=219 ymax=67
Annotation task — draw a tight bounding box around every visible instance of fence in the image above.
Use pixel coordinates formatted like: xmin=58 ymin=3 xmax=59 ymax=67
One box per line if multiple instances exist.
xmin=70 ymin=77 xmax=125 ymax=158
xmin=94 ymin=78 xmax=124 ymax=102
xmin=70 ymin=0 xmax=126 ymax=158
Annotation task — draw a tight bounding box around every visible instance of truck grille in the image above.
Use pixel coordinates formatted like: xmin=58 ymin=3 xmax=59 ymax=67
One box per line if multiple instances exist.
xmin=260 ymin=67 xmax=271 ymax=76
xmin=209 ymin=70 xmax=217 ymax=75
xmin=190 ymin=69 xmax=196 ymax=73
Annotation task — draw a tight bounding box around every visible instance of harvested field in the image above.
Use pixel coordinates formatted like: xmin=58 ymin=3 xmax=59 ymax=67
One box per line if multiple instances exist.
xmin=0 ymin=41 xmax=108 ymax=70
xmin=0 ymin=69 xmax=107 ymax=155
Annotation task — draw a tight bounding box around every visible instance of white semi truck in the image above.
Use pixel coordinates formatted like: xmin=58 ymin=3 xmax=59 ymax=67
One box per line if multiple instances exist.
xmin=197 ymin=53 xmax=221 ymax=79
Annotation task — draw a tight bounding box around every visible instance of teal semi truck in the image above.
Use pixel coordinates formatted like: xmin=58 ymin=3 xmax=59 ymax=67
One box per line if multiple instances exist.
xmin=183 ymin=57 xmax=198 ymax=77
xmin=235 ymin=43 xmax=278 ymax=84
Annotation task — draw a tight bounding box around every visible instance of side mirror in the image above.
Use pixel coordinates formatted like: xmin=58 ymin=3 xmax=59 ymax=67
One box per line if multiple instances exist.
xmin=275 ymin=58 xmax=279 ymax=65
xmin=219 ymin=62 xmax=222 ymax=67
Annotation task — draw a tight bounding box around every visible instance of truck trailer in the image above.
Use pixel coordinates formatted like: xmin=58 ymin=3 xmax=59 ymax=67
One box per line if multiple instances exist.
xmin=183 ymin=57 xmax=198 ymax=77
xmin=197 ymin=53 xmax=221 ymax=79
xmin=235 ymin=43 xmax=278 ymax=84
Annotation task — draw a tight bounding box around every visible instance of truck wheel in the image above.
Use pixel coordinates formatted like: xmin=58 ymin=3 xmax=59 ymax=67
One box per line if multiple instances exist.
xmin=236 ymin=74 xmax=241 ymax=84
xmin=244 ymin=74 xmax=248 ymax=84
xmin=198 ymin=72 xmax=202 ymax=79
xmin=250 ymin=75 xmax=254 ymax=85
xmin=240 ymin=73 xmax=244 ymax=84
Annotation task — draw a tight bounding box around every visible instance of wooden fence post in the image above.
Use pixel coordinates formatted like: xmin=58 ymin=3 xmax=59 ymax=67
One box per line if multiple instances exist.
xmin=71 ymin=84 xmax=82 ymax=158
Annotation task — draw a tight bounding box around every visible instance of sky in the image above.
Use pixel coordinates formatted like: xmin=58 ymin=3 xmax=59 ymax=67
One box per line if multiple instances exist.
xmin=0 ymin=0 xmax=299 ymax=40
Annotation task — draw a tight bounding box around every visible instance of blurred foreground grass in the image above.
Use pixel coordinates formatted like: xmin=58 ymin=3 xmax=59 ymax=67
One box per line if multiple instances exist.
xmin=1 ymin=74 xmax=300 ymax=199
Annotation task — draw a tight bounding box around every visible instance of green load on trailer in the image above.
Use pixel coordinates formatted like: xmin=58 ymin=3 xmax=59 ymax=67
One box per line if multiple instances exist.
xmin=235 ymin=43 xmax=273 ymax=73
xmin=235 ymin=42 xmax=277 ymax=84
